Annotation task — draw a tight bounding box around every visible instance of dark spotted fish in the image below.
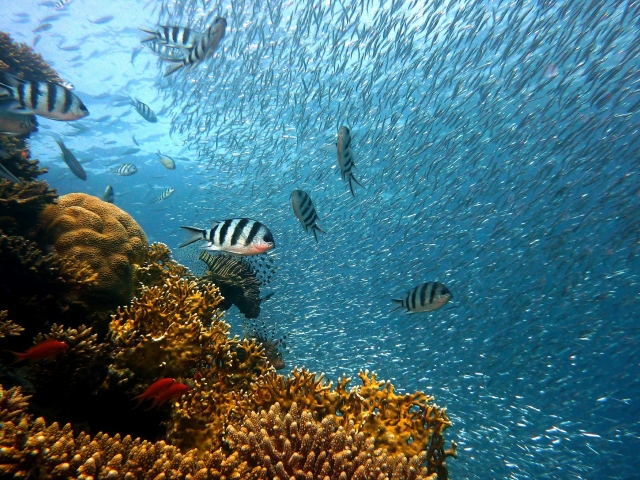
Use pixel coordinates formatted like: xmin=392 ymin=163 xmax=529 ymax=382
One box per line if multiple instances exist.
xmin=291 ymin=189 xmax=325 ymax=242
xmin=0 ymin=73 xmax=89 ymax=121
xmin=164 ymin=18 xmax=227 ymax=77
xmin=114 ymin=163 xmax=138 ymax=176
xmin=180 ymin=218 xmax=275 ymax=255
xmin=130 ymin=98 xmax=157 ymax=123
xmin=391 ymin=282 xmax=453 ymax=313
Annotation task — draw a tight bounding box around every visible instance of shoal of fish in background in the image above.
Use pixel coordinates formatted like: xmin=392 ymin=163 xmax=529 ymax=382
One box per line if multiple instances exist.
xmin=2 ymin=0 xmax=640 ymax=479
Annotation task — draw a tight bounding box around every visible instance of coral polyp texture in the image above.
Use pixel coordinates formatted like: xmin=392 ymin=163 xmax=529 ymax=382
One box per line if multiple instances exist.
xmin=39 ymin=193 xmax=149 ymax=309
xmin=226 ymin=401 xmax=435 ymax=480
xmin=0 ymin=31 xmax=61 ymax=82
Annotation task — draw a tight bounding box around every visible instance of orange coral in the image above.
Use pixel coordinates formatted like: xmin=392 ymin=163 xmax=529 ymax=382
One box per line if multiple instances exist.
xmin=39 ymin=193 xmax=149 ymax=308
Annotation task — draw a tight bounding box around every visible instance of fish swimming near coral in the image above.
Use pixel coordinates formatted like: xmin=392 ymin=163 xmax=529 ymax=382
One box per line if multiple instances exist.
xmin=156 ymin=150 xmax=176 ymax=169
xmin=114 ymin=163 xmax=138 ymax=176
xmin=7 ymin=339 xmax=68 ymax=364
xmin=103 ymin=184 xmax=114 ymax=203
xmin=52 ymin=135 xmax=87 ymax=180
xmin=323 ymin=126 xmax=363 ymax=196
xmin=132 ymin=378 xmax=175 ymax=408
xmin=0 ymin=110 xmax=37 ymax=136
xmin=391 ymin=282 xmax=453 ymax=313
xmin=130 ymin=97 xmax=157 ymax=123
xmin=0 ymin=163 xmax=22 ymax=184
xmin=291 ymin=189 xmax=325 ymax=242
xmin=164 ymin=17 xmax=227 ymax=77
xmin=180 ymin=218 xmax=275 ymax=255
xmin=152 ymin=187 xmax=175 ymax=203
xmin=0 ymin=73 xmax=89 ymax=121
xmin=147 ymin=382 xmax=189 ymax=409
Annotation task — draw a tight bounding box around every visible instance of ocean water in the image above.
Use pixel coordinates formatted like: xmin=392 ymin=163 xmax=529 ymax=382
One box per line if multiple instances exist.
xmin=1 ymin=0 xmax=639 ymax=478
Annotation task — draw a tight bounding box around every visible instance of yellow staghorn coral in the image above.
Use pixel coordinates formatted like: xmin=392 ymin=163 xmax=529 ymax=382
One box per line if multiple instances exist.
xmin=226 ymin=401 xmax=435 ymax=480
xmin=133 ymin=241 xmax=192 ymax=294
xmin=39 ymin=193 xmax=149 ymax=309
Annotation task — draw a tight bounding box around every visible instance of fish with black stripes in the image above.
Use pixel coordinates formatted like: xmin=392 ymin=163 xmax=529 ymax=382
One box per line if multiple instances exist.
xmin=0 ymin=73 xmax=89 ymax=121
xmin=391 ymin=282 xmax=453 ymax=313
xmin=180 ymin=218 xmax=275 ymax=255
xmin=323 ymin=126 xmax=363 ymax=196
xmin=114 ymin=163 xmax=138 ymax=176
xmin=130 ymin=98 xmax=157 ymax=123
xmin=152 ymin=187 xmax=175 ymax=203
xmin=52 ymin=135 xmax=86 ymax=180
xmin=291 ymin=189 xmax=325 ymax=242
xmin=164 ymin=18 xmax=227 ymax=77
xmin=141 ymin=25 xmax=202 ymax=49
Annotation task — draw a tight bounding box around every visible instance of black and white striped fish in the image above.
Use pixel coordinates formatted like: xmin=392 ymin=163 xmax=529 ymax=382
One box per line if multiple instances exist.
xmin=336 ymin=126 xmax=363 ymax=196
xmin=391 ymin=282 xmax=453 ymax=313
xmin=180 ymin=218 xmax=275 ymax=256
xmin=0 ymin=73 xmax=89 ymax=121
xmin=130 ymin=98 xmax=157 ymax=123
xmin=53 ymin=135 xmax=86 ymax=180
xmin=141 ymin=26 xmax=202 ymax=49
xmin=164 ymin=18 xmax=227 ymax=77
xmin=114 ymin=163 xmax=137 ymax=176
xmin=152 ymin=187 xmax=175 ymax=203
xmin=291 ymin=189 xmax=325 ymax=242
xmin=145 ymin=41 xmax=189 ymax=61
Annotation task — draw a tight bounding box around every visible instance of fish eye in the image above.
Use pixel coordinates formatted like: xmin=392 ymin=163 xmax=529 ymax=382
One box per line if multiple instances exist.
xmin=263 ymin=232 xmax=273 ymax=243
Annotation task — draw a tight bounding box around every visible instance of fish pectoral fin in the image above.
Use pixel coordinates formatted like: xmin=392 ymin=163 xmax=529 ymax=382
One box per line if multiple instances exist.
xmin=200 ymin=243 xmax=220 ymax=251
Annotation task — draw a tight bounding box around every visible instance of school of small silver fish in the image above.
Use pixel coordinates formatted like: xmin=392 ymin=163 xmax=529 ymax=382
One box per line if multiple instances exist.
xmin=2 ymin=0 xmax=640 ymax=478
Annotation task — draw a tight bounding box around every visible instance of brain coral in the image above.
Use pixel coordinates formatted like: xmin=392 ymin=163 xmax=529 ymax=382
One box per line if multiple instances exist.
xmin=39 ymin=193 xmax=148 ymax=308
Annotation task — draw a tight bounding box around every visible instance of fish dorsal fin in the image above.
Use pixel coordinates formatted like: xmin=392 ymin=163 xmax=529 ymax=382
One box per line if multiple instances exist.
xmin=210 ymin=220 xmax=220 ymax=228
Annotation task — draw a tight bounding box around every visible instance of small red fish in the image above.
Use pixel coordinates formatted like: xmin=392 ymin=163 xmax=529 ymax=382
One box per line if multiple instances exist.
xmin=147 ymin=382 xmax=189 ymax=409
xmin=8 ymin=339 xmax=68 ymax=364
xmin=132 ymin=378 xmax=175 ymax=408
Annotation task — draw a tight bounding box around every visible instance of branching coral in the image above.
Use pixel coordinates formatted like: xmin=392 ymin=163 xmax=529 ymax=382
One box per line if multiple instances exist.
xmin=0 ymin=310 xmax=23 ymax=339
xmin=132 ymin=241 xmax=192 ymax=295
xmin=0 ymin=179 xmax=57 ymax=237
xmin=227 ymin=402 xmax=435 ymax=480
xmin=39 ymin=193 xmax=149 ymax=309
xmin=242 ymin=317 xmax=287 ymax=370
xmin=0 ymin=31 xmax=61 ymax=83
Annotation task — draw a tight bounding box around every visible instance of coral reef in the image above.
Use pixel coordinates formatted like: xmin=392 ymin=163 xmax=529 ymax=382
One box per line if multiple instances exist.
xmin=0 ymin=178 xmax=57 ymax=236
xmin=0 ymin=31 xmax=61 ymax=82
xmin=226 ymin=402 xmax=434 ymax=480
xmin=132 ymin=242 xmax=192 ymax=295
xmin=242 ymin=317 xmax=287 ymax=370
xmin=39 ymin=193 xmax=149 ymax=310
xmin=0 ymin=388 xmax=447 ymax=480
xmin=0 ymin=310 xmax=23 ymax=339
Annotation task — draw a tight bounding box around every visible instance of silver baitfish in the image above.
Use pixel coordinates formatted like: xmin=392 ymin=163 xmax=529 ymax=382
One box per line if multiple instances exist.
xmin=180 ymin=218 xmax=275 ymax=255
xmin=114 ymin=163 xmax=138 ymax=176
xmin=391 ymin=282 xmax=453 ymax=313
xmin=53 ymin=135 xmax=86 ymax=180
xmin=0 ymin=110 xmax=37 ymax=136
xmin=0 ymin=73 xmax=89 ymax=121
xmin=103 ymin=184 xmax=114 ymax=203
xmin=164 ymin=17 xmax=227 ymax=77
xmin=291 ymin=189 xmax=325 ymax=242
xmin=156 ymin=150 xmax=176 ymax=169
xmin=141 ymin=25 xmax=202 ymax=49
xmin=130 ymin=98 xmax=157 ymax=123
xmin=152 ymin=187 xmax=175 ymax=203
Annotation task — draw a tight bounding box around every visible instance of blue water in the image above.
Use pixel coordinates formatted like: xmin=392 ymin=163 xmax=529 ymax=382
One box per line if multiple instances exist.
xmin=2 ymin=0 xmax=640 ymax=478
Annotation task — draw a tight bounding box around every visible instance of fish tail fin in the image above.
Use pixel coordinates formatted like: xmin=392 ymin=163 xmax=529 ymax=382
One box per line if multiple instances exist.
xmin=164 ymin=62 xmax=184 ymax=77
xmin=6 ymin=351 xmax=26 ymax=365
xmin=140 ymin=28 xmax=158 ymax=43
xmin=131 ymin=395 xmax=145 ymax=409
xmin=390 ymin=299 xmax=404 ymax=313
xmin=348 ymin=173 xmax=363 ymax=196
xmin=0 ymin=74 xmax=16 ymax=100
xmin=143 ymin=398 xmax=158 ymax=411
xmin=313 ymin=225 xmax=326 ymax=242
xmin=179 ymin=226 xmax=207 ymax=247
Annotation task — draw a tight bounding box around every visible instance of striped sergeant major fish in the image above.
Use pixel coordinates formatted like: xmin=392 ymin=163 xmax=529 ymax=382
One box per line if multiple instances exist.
xmin=145 ymin=41 xmax=189 ymax=61
xmin=130 ymin=98 xmax=157 ymax=123
xmin=391 ymin=282 xmax=453 ymax=313
xmin=0 ymin=73 xmax=89 ymax=121
xmin=152 ymin=187 xmax=175 ymax=203
xmin=336 ymin=126 xmax=363 ymax=196
xmin=180 ymin=218 xmax=275 ymax=256
xmin=291 ymin=189 xmax=326 ymax=242
xmin=164 ymin=18 xmax=227 ymax=77
xmin=114 ymin=163 xmax=138 ymax=176
xmin=55 ymin=0 xmax=73 ymax=9
xmin=141 ymin=26 xmax=202 ymax=49
xmin=53 ymin=134 xmax=86 ymax=180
